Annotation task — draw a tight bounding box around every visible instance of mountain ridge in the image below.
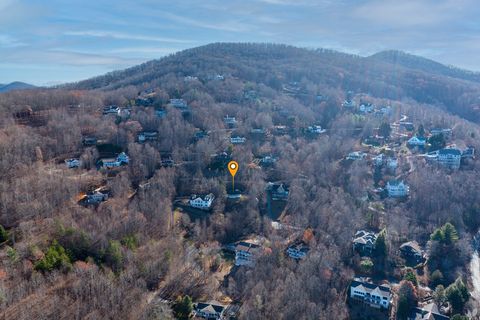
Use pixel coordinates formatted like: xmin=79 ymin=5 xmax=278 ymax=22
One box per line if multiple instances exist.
xmin=0 ymin=81 xmax=36 ymax=93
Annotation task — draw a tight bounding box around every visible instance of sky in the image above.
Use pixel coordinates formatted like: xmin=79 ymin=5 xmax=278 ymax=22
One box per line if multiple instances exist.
xmin=1 ymin=0 xmax=480 ymax=86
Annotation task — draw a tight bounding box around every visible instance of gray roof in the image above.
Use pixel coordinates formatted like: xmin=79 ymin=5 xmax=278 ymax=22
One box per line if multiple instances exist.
xmin=408 ymin=303 xmax=449 ymax=320
xmin=351 ymin=278 xmax=391 ymax=299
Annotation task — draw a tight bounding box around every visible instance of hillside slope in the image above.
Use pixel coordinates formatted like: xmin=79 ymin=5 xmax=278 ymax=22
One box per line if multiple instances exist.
xmin=0 ymin=81 xmax=36 ymax=93
xmin=68 ymin=43 xmax=480 ymax=122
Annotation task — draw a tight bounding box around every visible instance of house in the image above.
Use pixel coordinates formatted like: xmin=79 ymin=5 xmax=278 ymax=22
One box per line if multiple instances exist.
xmin=169 ymin=98 xmax=188 ymax=109
xmin=373 ymin=154 xmax=384 ymax=167
xmin=386 ymin=180 xmax=409 ymax=197
xmin=359 ymin=103 xmax=374 ymax=113
xmin=437 ymin=148 xmax=461 ymax=169
xmin=65 ymin=158 xmax=81 ymax=168
xmin=350 ymin=278 xmax=392 ymax=309
xmin=260 ymin=155 xmax=277 ymax=166
xmin=230 ymin=136 xmax=246 ymax=144
xmin=235 ymin=241 xmax=261 ymax=267
xmin=408 ymin=136 xmax=426 ymax=147
xmin=462 ymin=147 xmax=475 ymax=159
xmin=353 ymin=230 xmax=377 ymax=254
xmin=430 ymin=128 xmax=452 ymax=138
xmin=224 ymin=115 xmax=237 ymax=127
xmin=286 ymin=242 xmax=310 ymax=260
xmin=267 ymin=182 xmax=289 ymax=201
xmin=342 ymin=100 xmax=356 ymax=108
xmin=85 ymin=190 xmax=109 ymax=204
xmin=408 ymin=302 xmax=449 ymax=320
xmin=155 ymin=109 xmax=167 ymax=118
xmin=387 ymin=157 xmax=398 ymax=171
xmin=103 ymin=105 xmax=120 ymax=115
xmin=306 ymin=125 xmax=325 ymax=134
xmin=184 ymin=75 xmax=198 ymax=82
xmin=99 ymin=152 xmax=129 ymax=168
xmin=137 ymin=131 xmax=158 ymax=143
xmin=193 ymin=302 xmax=225 ymax=320
xmin=400 ymin=241 xmax=425 ymax=264
xmin=399 ymin=121 xmax=415 ymax=132
xmin=346 ymin=151 xmax=367 ymax=161
xmin=189 ymin=193 xmax=215 ymax=210
xmin=82 ymin=136 xmax=97 ymax=146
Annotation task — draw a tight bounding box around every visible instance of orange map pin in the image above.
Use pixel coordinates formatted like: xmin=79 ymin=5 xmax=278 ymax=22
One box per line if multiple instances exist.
xmin=228 ymin=161 xmax=238 ymax=191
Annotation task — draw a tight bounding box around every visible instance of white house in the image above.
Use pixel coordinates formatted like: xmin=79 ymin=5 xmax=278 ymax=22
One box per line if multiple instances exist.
xmin=193 ymin=303 xmax=225 ymax=320
xmin=350 ymin=278 xmax=392 ymax=309
xmin=342 ymin=100 xmax=356 ymax=108
xmin=137 ymin=131 xmax=158 ymax=143
xmin=437 ymin=148 xmax=461 ymax=169
xmin=65 ymin=158 xmax=81 ymax=168
xmin=224 ymin=115 xmax=237 ymax=126
xmin=407 ymin=136 xmax=426 ymax=147
xmin=169 ymin=98 xmax=188 ymax=109
xmin=86 ymin=191 xmax=108 ymax=204
xmin=307 ymin=125 xmax=325 ymax=134
xmin=359 ymin=103 xmax=374 ymax=113
xmin=230 ymin=136 xmax=246 ymax=144
xmin=189 ymin=193 xmax=215 ymax=210
xmin=235 ymin=241 xmax=261 ymax=267
xmin=347 ymin=151 xmax=367 ymax=161
xmin=353 ymin=230 xmax=377 ymax=254
xmin=386 ymin=180 xmax=409 ymax=197
xmin=99 ymin=152 xmax=129 ymax=168
xmin=102 ymin=105 xmax=120 ymax=115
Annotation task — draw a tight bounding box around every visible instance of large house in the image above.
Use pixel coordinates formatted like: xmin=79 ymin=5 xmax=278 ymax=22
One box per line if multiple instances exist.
xmin=408 ymin=302 xmax=449 ymax=320
xmin=400 ymin=241 xmax=425 ymax=264
xmin=430 ymin=128 xmax=452 ymax=138
xmin=346 ymin=151 xmax=367 ymax=161
xmin=65 ymin=158 xmax=81 ymax=168
xmin=103 ymin=105 xmax=120 ymax=115
xmin=306 ymin=125 xmax=325 ymax=134
xmin=189 ymin=193 xmax=215 ymax=210
xmin=169 ymin=98 xmax=188 ymax=109
xmin=353 ymin=230 xmax=377 ymax=255
xmin=386 ymin=180 xmax=409 ymax=198
xmin=408 ymin=136 xmax=426 ymax=147
xmin=342 ymin=99 xmax=356 ymax=108
xmin=137 ymin=131 xmax=158 ymax=143
xmin=235 ymin=241 xmax=261 ymax=267
xmin=230 ymin=136 xmax=246 ymax=144
xmin=98 ymin=152 xmax=129 ymax=168
xmin=267 ymin=182 xmax=289 ymax=201
xmin=224 ymin=115 xmax=237 ymax=127
xmin=193 ymin=302 xmax=226 ymax=320
xmin=350 ymin=278 xmax=392 ymax=309
xmin=437 ymin=148 xmax=462 ymax=169
xmin=286 ymin=242 xmax=310 ymax=260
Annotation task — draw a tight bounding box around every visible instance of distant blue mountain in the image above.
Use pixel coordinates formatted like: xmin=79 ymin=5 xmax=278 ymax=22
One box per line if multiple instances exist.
xmin=0 ymin=82 xmax=36 ymax=93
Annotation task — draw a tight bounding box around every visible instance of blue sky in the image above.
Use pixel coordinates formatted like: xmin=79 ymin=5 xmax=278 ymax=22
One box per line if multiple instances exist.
xmin=1 ymin=0 xmax=479 ymax=86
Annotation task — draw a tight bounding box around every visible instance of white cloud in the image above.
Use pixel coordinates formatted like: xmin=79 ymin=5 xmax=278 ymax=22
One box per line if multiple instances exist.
xmin=64 ymin=30 xmax=195 ymax=44
xmin=0 ymin=34 xmax=26 ymax=48
xmin=162 ymin=12 xmax=251 ymax=32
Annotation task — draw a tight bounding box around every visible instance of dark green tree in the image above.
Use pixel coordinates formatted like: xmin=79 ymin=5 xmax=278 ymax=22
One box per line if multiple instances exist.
xmin=374 ymin=229 xmax=388 ymax=258
xmin=104 ymin=240 xmax=124 ymax=272
xmin=379 ymin=122 xmax=392 ymax=138
xmin=428 ymin=133 xmax=446 ymax=151
xmin=397 ymin=280 xmax=418 ymax=320
xmin=404 ymin=269 xmax=418 ymax=287
xmin=446 ymin=278 xmax=469 ymax=314
xmin=35 ymin=241 xmax=72 ymax=272
xmin=417 ymin=124 xmax=425 ymax=137
xmin=173 ymin=295 xmax=193 ymax=320
xmin=451 ymin=315 xmax=469 ymax=320
xmin=0 ymin=224 xmax=8 ymax=243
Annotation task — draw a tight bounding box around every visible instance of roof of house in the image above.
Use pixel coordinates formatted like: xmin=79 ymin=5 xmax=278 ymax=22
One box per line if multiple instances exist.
xmin=400 ymin=241 xmax=423 ymax=254
xmin=387 ymin=180 xmax=406 ymax=187
xmin=351 ymin=278 xmax=391 ymax=299
xmin=190 ymin=193 xmax=214 ymax=201
xmin=235 ymin=241 xmax=260 ymax=252
xmin=195 ymin=302 xmax=225 ymax=314
xmin=408 ymin=303 xmax=449 ymax=320
xmin=353 ymin=230 xmax=377 ymax=245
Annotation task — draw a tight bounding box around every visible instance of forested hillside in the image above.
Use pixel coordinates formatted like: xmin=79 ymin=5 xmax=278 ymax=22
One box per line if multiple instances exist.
xmin=0 ymin=43 xmax=479 ymax=319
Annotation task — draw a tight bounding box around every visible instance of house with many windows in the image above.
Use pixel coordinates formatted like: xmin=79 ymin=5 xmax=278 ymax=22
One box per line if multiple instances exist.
xmin=137 ymin=131 xmax=158 ymax=143
xmin=408 ymin=136 xmax=426 ymax=147
xmin=98 ymin=152 xmax=129 ymax=168
xmin=352 ymin=230 xmax=377 ymax=255
xmin=230 ymin=136 xmax=246 ymax=144
xmin=235 ymin=241 xmax=261 ymax=267
xmin=437 ymin=148 xmax=462 ymax=169
xmin=350 ymin=278 xmax=392 ymax=309
xmin=65 ymin=158 xmax=81 ymax=168
xmin=189 ymin=193 xmax=215 ymax=210
xmin=386 ymin=180 xmax=409 ymax=197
